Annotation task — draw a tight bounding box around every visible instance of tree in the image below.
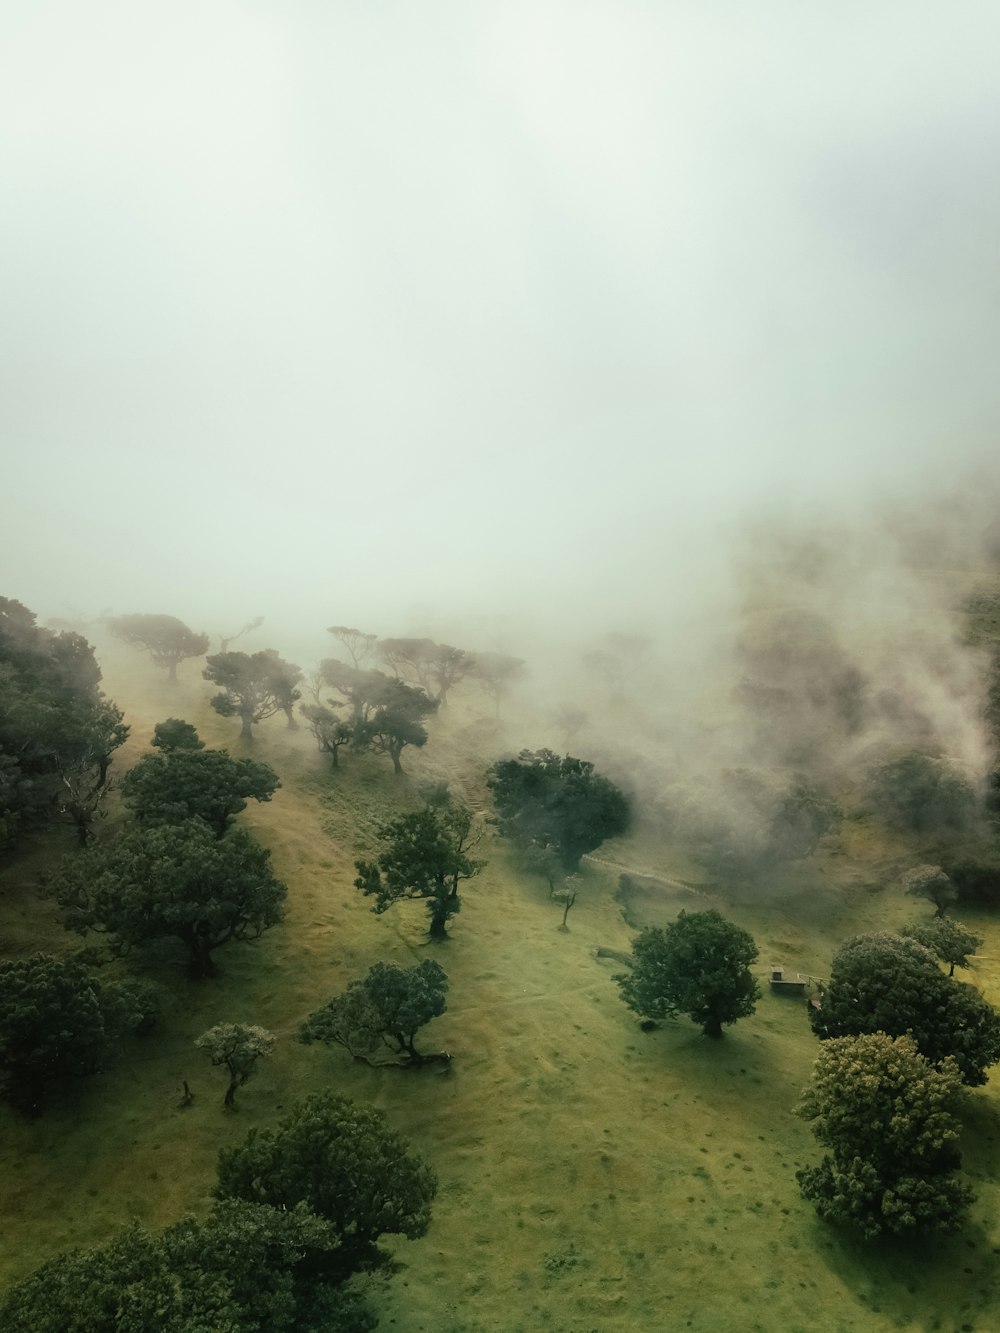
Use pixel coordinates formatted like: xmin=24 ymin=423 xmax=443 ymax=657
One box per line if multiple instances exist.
xmin=51 ymin=820 xmax=287 ymax=977
xmin=300 ymin=702 xmax=354 ymax=768
xmin=106 ymin=613 xmax=209 ymax=682
xmin=901 ymin=863 xmax=958 ymax=918
xmin=900 ymin=918 xmax=983 ymax=976
xmin=215 ymin=1091 xmax=437 ymax=1287
xmin=866 ymin=751 xmax=978 ymax=837
xmin=150 ymin=717 xmax=204 ymax=752
xmin=354 ymin=798 xmax=483 ymax=939
xmin=318 ymin=659 xmax=392 ymax=730
xmin=301 ymin=960 xmax=448 ymax=1066
xmin=379 ymin=637 xmax=474 ymax=704
xmin=470 ymin=650 xmax=525 ymax=716
xmin=810 ymin=932 xmax=1000 ymax=1085
xmin=197 ymin=1022 xmax=275 ymax=1108
xmin=796 ymin=1034 xmax=973 ymax=1239
xmin=616 ymin=910 xmax=759 ymax=1038
xmin=203 ymin=649 xmax=302 ymax=740
xmin=487 ymin=749 xmax=630 ymax=871
xmin=218 ymin=614 xmax=264 ymax=654
xmin=326 ymin=625 xmax=378 ymax=668
xmin=121 ymin=738 xmax=280 ymax=836
xmin=0 ymin=599 xmax=127 ymax=847
xmin=552 ymin=704 xmax=588 ymax=750
xmin=364 ymin=678 xmax=438 ymax=774
xmin=0 ymin=953 xmax=155 ymax=1113
xmin=0 ymin=1201 xmax=377 ymax=1332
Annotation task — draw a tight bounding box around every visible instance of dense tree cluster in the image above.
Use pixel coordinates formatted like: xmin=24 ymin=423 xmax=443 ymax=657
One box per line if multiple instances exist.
xmin=204 ymin=649 xmax=303 ymax=740
xmin=0 ymin=597 xmax=128 ymax=847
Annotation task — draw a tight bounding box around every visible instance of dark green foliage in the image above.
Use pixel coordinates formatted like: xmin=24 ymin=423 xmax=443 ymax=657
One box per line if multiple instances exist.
xmin=215 ymin=1092 xmax=437 ymax=1286
xmin=318 ymin=659 xmax=389 ymax=729
xmin=204 ymin=649 xmax=302 ymax=740
xmin=797 ymin=1034 xmax=973 ymax=1239
xmin=616 ymin=909 xmax=759 ymax=1038
xmin=810 ymin=932 xmax=1000 ymax=1085
xmin=487 ymin=749 xmax=630 ymax=871
xmin=301 ymin=959 xmax=448 ymax=1064
xmin=51 ymin=821 xmax=287 ymax=977
xmin=107 ymin=613 xmax=210 ymax=682
xmin=0 ymin=1202 xmax=376 ymax=1332
xmin=354 ymin=798 xmax=482 ymax=939
xmin=866 ymin=751 xmax=978 ymax=837
xmin=121 ymin=741 xmax=279 ymax=836
xmin=362 ymin=678 xmax=438 ymax=774
xmin=901 ymin=863 xmax=958 ymax=917
xmin=900 ymin=917 xmax=983 ymax=975
xmin=197 ymin=1023 xmax=275 ymax=1108
xmin=151 ymin=717 xmax=204 ymax=751
xmin=0 ymin=598 xmax=127 ymax=847
xmin=300 ymin=703 xmax=353 ymax=767
xmin=0 ymin=953 xmax=154 ymax=1113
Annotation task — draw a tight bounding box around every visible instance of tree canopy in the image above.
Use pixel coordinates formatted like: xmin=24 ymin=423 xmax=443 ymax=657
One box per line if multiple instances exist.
xmin=354 ymin=798 xmax=483 ymax=938
xmin=378 ymin=637 xmax=474 ymax=704
xmin=301 ymin=960 xmax=448 ymax=1065
xmin=616 ymin=909 xmax=759 ymax=1038
xmin=300 ymin=702 xmax=354 ymax=768
xmin=0 ymin=953 xmax=154 ymax=1113
xmin=204 ymin=649 xmax=302 ymax=740
xmin=215 ymin=1091 xmax=437 ymax=1286
xmin=0 ymin=1201 xmax=376 ymax=1332
xmin=121 ymin=736 xmax=280 ymax=836
xmin=150 ymin=717 xmax=204 ymax=752
xmin=197 ymin=1022 xmax=275 ymax=1108
xmin=797 ymin=1033 xmax=973 ymax=1238
xmin=106 ymin=613 xmax=209 ymax=681
xmin=51 ymin=821 xmax=287 ymax=977
xmin=810 ymin=931 xmax=1000 ymax=1085
xmin=363 ymin=678 xmax=438 ymax=774
xmin=487 ymin=749 xmax=630 ymax=871
xmin=866 ymin=751 xmax=978 ymax=837
xmin=900 ymin=917 xmax=983 ymax=975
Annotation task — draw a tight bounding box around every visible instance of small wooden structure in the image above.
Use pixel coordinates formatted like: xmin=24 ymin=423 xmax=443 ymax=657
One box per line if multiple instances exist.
xmin=769 ymin=967 xmax=808 ymax=996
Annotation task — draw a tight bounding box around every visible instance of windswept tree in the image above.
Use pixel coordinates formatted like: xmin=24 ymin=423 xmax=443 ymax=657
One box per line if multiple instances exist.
xmin=379 ymin=638 xmax=473 ymax=705
xmin=264 ymin=650 xmax=304 ymax=728
xmin=319 ymin=660 xmax=391 ymax=729
xmin=470 ymin=650 xmax=526 ymax=716
xmin=196 ymin=1023 xmax=275 ymax=1108
xmin=616 ymin=910 xmax=759 ymax=1038
xmin=901 ymin=863 xmax=958 ymax=918
xmin=51 ymin=820 xmax=287 ymax=977
xmin=797 ymin=1034 xmax=973 ymax=1239
xmin=365 ymin=679 xmax=438 ymax=774
xmin=218 ymin=615 xmax=264 ymax=655
xmin=107 ymin=613 xmax=210 ymax=682
xmin=0 ymin=953 xmax=155 ymax=1114
xmin=122 ymin=731 xmax=279 ymax=836
xmin=326 ymin=625 xmax=378 ymax=668
xmin=301 ymin=960 xmax=448 ymax=1066
xmin=487 ymin=749 xmax=630 ymax=870
xmin=215 ymin=1091 xmax=437 ymax=1287
xmin=811 ymin=931 xmax=1000 ymax=1086
xmin=300 ymin=703 xmax=353 ymax=768
xmin=900 ymin=917 xmax=983 ymax=976
xmin=355 ymin=797 xmax=483 ymax=939
xmin=150 ymin=717 xmax=204 ymax=752
xmin=204 ymin=649 xmax=302 ymax=740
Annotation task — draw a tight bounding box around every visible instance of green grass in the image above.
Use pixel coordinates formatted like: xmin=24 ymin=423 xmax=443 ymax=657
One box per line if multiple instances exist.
xmin=3 ymin=649 xmax=1000 ymax=1331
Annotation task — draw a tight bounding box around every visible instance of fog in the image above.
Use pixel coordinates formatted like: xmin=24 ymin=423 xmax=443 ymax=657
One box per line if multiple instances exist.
xmin=4 ymin=1 xmax=1000 ymax=657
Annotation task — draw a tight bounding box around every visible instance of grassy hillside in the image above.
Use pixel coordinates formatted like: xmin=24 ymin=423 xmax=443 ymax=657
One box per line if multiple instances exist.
xmin=2 ymin=648 xmax=1000 ymax=1332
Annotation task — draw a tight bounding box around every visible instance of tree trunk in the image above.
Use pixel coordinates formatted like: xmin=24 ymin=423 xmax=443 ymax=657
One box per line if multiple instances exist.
xmin=428 ymin=909 xmax=449 ymax=940
xmin=167 ymin=660 xmax=178 ymax=683
xmin=240 ymin=713 xmax=254 ymax=740
xmin=390 ymin=746 xmax=403 ymax=775
xmin=703 ymin=1016 xmax=724 ymax=1039
xmin=224 ymin=1077 xmax=237 ymax=1109
xmin=283 ymin=705 xmax=298 ymax=729
xmin=186 ymin=938 xmax=218 ymax=979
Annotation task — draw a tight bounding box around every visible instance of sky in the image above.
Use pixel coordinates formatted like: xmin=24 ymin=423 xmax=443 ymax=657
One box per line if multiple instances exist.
xmin=3 ymin=1 xmax=1000 ymax=647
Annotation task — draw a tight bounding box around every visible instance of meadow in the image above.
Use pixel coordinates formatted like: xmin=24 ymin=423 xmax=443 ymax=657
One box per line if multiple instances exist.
xmin=2 ymin=640 xmax=1000 ymax=1333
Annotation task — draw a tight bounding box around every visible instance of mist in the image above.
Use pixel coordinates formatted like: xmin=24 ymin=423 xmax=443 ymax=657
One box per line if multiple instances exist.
xmin=4 ymin=1 xmax=1000 ymax=666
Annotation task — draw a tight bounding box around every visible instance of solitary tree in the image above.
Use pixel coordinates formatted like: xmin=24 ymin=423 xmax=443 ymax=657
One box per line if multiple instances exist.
xmin=51 ymin=821 xmax=287 ymax=977
xmin=215 ymin=1091 xmax=437 ymax=1287
xmin=301 ymin=960 xmax=448 ymax=1066
xmin=326 ymin=625 xmax=378 ymax=668
xmin=867 ymin=751 xmax=978 ymax=837
xmin=196 ymin=1023 xmax=275 ymax=1108
xmin=355 ymin=798 xmax=483 ymax=939
xmin=797 ymin=1033 xmax=973 ymax=1239
xmin=300 ymin=703 xmax=354 ymax=768
xmin=364 ymin=679 xmax=438 ymax=774
xmin=107 ymin=613 xmax=210 ymax=682
xmin=901 ymin=863 xmax=958 ymax=918
xmin=0 ymin=953 xmax=155 ymax=1113
xmin=150 ymin=718 xmax=204 ymax=752
xmin=487 ymin=749 xmax=630 ymax=870
xmin=900 ymin=918 xmax=983 ymax=976
xmin=810 ymin=931 xmax=1000 ymax=1085
xmin=616 ymin=910 xmax=759 ymax=1038
xmin=204 ymin=650 xmax=302 ymax=740
xmin=121 ymin=737 xmax=280 ymax=836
